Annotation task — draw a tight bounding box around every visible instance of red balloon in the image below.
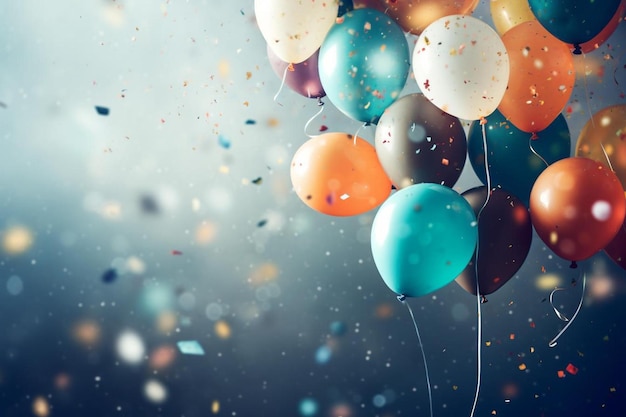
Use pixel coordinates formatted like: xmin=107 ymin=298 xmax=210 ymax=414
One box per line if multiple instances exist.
xmin=529 ymin=157 xmax=626 ymax=265
xmin=455 ymin=187 xmax=533 ymax=297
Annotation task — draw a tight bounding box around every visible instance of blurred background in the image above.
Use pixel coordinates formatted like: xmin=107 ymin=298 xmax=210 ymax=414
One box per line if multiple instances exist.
xmin=0 ymin=1 xmax=625 ymax=416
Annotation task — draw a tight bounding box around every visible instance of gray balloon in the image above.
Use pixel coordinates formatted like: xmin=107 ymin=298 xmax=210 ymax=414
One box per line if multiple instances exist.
xmin=374 ymin=93 xmax=467 ymax=189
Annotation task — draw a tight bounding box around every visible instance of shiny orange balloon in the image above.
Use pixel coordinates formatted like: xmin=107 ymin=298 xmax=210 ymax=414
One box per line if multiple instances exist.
xmin=529 ymin=157 xmax=626 ymax=265
xmin=572 ymin=0 xmax=625 ymax=53
xmin=498 ymin=20 xmax=575 ymax=134
xmin=490 ymin=0 xmax=535 ymax=36
xmin=379 ymin=0 xmax=479 ymax=35
xmin=575 ymin=105 xmax=626 ymax=190
xmin=290 ymin=132 xmax=392 ymax=216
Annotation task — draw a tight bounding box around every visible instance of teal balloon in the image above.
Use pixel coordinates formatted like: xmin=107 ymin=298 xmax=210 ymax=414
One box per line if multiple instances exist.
xmin=371 ymin=183 xmax=478 ymax=298
xmin=528 ymin=0 xmax=621 ymax=53
xmin=318 ymin=8 xmax=410 ymax=124
xmin=468 ymin=109 xmax=570 ymax=206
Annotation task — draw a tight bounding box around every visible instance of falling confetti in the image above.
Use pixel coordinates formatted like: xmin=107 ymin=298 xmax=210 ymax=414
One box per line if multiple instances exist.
xmin=177 ymin=340 xmax=205 ymax=355
xmin=218 ymin=134 xmax=231 ymax=149
xmin=95 ymin=105 xmax=110 ymax=116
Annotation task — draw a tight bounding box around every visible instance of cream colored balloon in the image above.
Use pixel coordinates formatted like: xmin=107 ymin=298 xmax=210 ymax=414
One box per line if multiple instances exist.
xmin=254 ymin=0 xmax=339 ymax=64
xmin=490 ymin=0 xmax=535 ymax=35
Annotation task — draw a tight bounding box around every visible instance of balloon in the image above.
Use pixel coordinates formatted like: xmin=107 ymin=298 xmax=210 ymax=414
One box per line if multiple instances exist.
xmin=490 ymin=0 xmax=535 ymax=35
xmin=290 ymin=132 xmax=392 ymax=216
xmin=374 ymin=93 xmax=467 ymax=189
xmin=338 ymin=0 xmax=354 ymax=16
xmin=572 ymin=0 xmax=626 ymax=53
xmin=254 ymin=0 xmax=338 ymax=64
xmin=267 ymin=46 xmax=325 ymax=99
xmin=575 ymin=105 xmax=626 ymax=189
xmin=529 ymin=157 xmax=626 ymax=265
xmin=380 ymin=0 xmax=479 ymax=35
xmin=498 ymin=20 xmax=575 ymax=134
xmin=528 ymin=0 xmax=622 ymax=53
xmin=604 ymin=217 xmax=626 ymax=270
xmin=353 ymin=0 xmax=385 ymax=11
xmin=318 ymin=8 xmax=410 ymax=124
xmin=412 ymin=15 xmax=510 ymax=121
xmin=575 ymin=104 xmax=626 ymax=268
xmin=455 ymin=187 xmax=533 ymax=297
xmin=371 ymin=183 xmax=478 ymax=298
xmin=468 ymin=109 xmax=571 ymax=206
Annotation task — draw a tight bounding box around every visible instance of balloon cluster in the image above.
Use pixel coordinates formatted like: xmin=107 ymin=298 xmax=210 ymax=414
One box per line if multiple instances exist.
xmin=254 ymin=0 xmax=626 ymax=298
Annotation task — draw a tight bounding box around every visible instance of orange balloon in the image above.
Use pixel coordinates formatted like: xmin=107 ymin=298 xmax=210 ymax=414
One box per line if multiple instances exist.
xmin=290 ymin=132 xmax=392 ymax=216
xmin=490 ymin=0 xmax=535 ymax=36
xmin=529 ymin=157 xmax=626 ymax=265
xmin=498 ymin=20 xmax=575 ymax=134
xmin=379 ymin=0 xmax=479 ymax=35
xmin=572 ymin=0 xmax=625 ymax=53
xmin=575 ymin=104 xmax=626 ymax=189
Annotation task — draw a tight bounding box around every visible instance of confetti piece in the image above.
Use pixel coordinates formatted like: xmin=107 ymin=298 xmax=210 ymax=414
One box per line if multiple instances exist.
xmin=251 ymin=177 xmax=263 ymax=185
xmin=101 ymin=268 xmax=118 ymax=284
xmin=557 ymin=370 xmax=566 ymax=378
xmin=509 ymin=333 xmax=515 ymax=340
xmin=214 ymin=320 xmax=231 ymax=339
xmin=518 ymin=363 xmax=527 ymax=371
xmin=485 ymin=341 xmax=492 ymax=347
xmin=218 ymin=134 xmax=231 ymax=149
xmin=95 ymin=105 xmax=110 ymax=116
xmin=176 ymin=340 xmax=205 ymax=355
xmin=245 ymin=119 xmax=256 ymax=125
xmin=257 ymin=219 xmax=268 ymax=228
xmin=212 ymin=400 xmax=220 ymax=414
xmin=171 ymin=250 xmax=182 ymax=255
xmin=566 ymin=363 xmax=578 ymax=375
xmin=319 ymin=125 xmax=328 ymax=132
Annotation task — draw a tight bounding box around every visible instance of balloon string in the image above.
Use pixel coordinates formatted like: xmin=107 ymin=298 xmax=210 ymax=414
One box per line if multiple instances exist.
xmin=528 ymin=136 xmax=549 ymax=168
xmin=548 ymin=271 xmax=586 ymax=348
xmin=303 ymin=98 xmax=325 ymax=138
xmin=397 ymin=295 xmax=433 ymax=417
xmin=600 ymin=142 xmax=615 ymax=172
xmin=468 ymin=121 xmax=489 ymax=417
xmin=273 ymin=64 xmax=290 ymax=106
xmin=352 ymin=122 xmax=369 ymax=146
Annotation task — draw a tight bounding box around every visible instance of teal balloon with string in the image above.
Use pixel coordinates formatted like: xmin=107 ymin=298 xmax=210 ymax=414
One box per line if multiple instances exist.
xmin=371 ymin=183 xmax=478 ymax=298
xmin=467 ymin=109 xmax=571 ymax=206
xmin=318 ymin=8 xmax=410 ymax=125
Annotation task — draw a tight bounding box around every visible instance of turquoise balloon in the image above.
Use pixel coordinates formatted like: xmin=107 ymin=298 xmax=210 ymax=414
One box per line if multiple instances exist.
xmin=528 ymin=0 xmax=621 ymax=53
xmin=318 ymin=8 xmax=410 ymax=124
xmin=371 ymin=184 xmax=478 ymax=298
xmin=467 ymin=109 xmax=571 ymax=206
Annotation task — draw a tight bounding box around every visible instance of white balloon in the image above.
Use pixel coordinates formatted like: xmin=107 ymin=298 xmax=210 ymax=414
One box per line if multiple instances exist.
xmin=412 ymin=15 xmax=510 ymax=121
xmin=254 ymin=0 xmax=339 ymax=64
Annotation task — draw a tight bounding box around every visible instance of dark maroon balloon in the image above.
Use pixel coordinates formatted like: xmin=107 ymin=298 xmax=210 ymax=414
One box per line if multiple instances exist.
xmin=605 ymin=215 xmax=626 ymax=270
xmin=455 ymin=186 xmax=533 ymax=297
xmin=267 ymin=45 xmax=325 ymax=99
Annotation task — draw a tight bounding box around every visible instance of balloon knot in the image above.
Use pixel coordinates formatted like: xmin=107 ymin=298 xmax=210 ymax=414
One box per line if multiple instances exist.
xmin=569 ymin=260 xmax=578 ymax=269
xmin=396 ymin=294 xmax=407 ymax=302
xmin=572 ymin=44 xmax=582 ymax=55
xmin=479 ymin=117 xmax=487 ymax=125
xmin=317 ymin=98 xmax=324 ymax=107
xmin=287 ymin=63 xmax=295 ymax=72
xmin=530 ymin=132 xmax=538 ymax=140
xmin=480 ymin=295 xmax=488 ymax=304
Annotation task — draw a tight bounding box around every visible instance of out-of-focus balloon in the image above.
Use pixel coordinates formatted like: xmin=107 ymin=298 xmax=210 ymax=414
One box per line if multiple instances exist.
xmin=455 ymin=187 xmax=533 ymax=297
xmin=380 ymin=0 xmax=479 ymax=35
xmin=267 ymin=46 xmax=325 ymax=99
xmin=290 ymin=132 xmax=392 ymax=216
xmin=468 ymin=109 xmax=571 ymax=205
xmin=498 ymin=20 xmax=575 ymax=134
xmin=318 ymin=8 xmax=410 ymax=124
xmin=371 ymin=183 xmax=478 ymax=298
xmin=412 ymin=15 xmax=509 ymax=121
xmin=575 ymin=105 xmax=626 ymax=189
xmin=572 ymin=0 xmax=626 ymax=53
xmin=254 ymin=0 xmax=339 ymax=64
xmin=490 ymin=0 xmax=535 ymax=35
xmin=353 ymin=0 xmax=385 ymax=11
xmin=529 ymin=157 xmax=626 ymax=265
xmin=374 ymin=93 xmax=467 ymax=189
xmin=528 ymin=0 xmax=622 ymax=53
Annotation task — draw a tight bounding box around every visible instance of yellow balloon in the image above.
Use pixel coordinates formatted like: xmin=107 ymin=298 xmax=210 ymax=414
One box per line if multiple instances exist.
xmin=575 ymin=104 xmax=626 ymax=190
xmin=490 ymin=0 xmax=535 ymax=35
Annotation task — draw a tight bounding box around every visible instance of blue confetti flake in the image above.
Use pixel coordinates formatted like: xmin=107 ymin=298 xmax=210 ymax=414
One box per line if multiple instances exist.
xmin=217 ymin=134 xmax=231 ymax=149
xmin=95 ymin=106 xmax=110 ymax=116
xmin=177 ymin=340 xmax=205 ymax=355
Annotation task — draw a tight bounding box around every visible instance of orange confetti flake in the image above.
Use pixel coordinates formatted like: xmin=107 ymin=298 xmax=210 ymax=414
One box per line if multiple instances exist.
xmin=509 ymin=333 xmax=515 ymax=340
xmin=380 ymin=44 xmax=387 ymax=52
xmin=246 ymin=71 xmax=252 ymax=80
xmin=441 ymin=158 xmax=449 ymax=166
xmin=557 ymin=370 xmax=566 ymax=378
xmin=518 ymin=363 xmax=527 ymax=371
